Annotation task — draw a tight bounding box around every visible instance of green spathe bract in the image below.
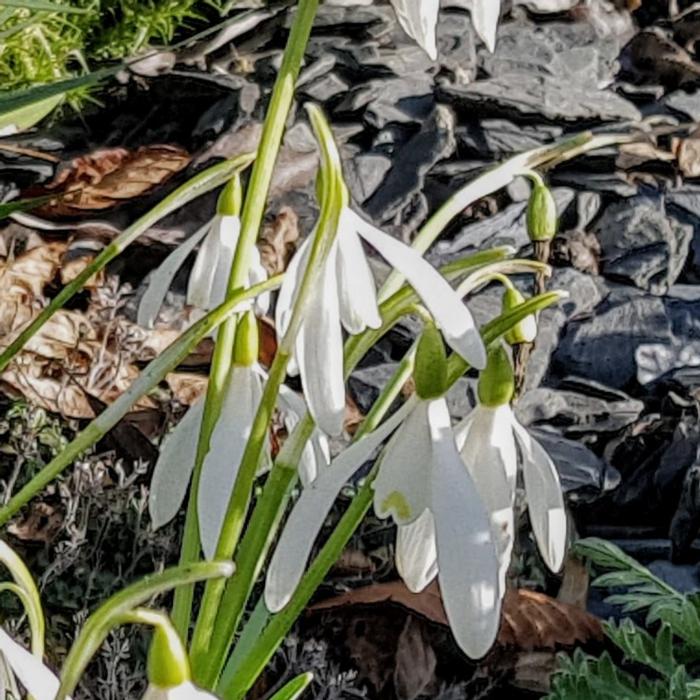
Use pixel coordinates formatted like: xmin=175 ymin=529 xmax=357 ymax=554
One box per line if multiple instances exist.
xmin=414 ymin=324 xmax=448 ymax=400
xmin=526 ymin=173 xmax=558 ymax=242
xmin=477 ymin=344 xmax=515 ymax=407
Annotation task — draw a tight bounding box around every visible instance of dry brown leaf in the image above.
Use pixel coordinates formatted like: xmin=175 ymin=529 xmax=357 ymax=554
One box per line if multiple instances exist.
xmin=7 ymin=501 xmax=63 ymax=543
xmin=25 ymin=145 xmax=190 ymax=217
xmin=311 ymin=580 xmax=603 ymax=652
xmin=616 ymin=140 xmax=674 ymax=170
xmin=258 ymin=207 xmax=300 ymax=276
xmin=393 ymin=616 xmax=437 ymax=700
xmin=673 ymin=131 xmax=700 ymax=178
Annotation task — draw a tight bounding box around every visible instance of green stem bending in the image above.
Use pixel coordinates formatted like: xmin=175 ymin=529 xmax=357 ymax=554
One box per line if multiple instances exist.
xmin=0 ymin=276 xmax=282 ymax=528
xmin=172 ymin=0 xmax=320 ymax=633
xmin=55 ymin=562 xmax=235 ymax=700
xmin=0 ymin=156 xmax=254 ymax=374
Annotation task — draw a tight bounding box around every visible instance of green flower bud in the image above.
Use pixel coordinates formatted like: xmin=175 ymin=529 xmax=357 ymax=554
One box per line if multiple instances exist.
xmin=233 ymin=309 xmax=259 ymax=367
xmin=414 ymin=324 xmax=448 ymax=400
xmin=502 ymin=286 xmax=537 ymax=345
xmin=477 ymin=344 xmax=515 ymax=407
xmin=147 ymin=618 xmax=190 ymax=688
xmin=526 ymin=177 xmax=557 ymax=242
xmin=217 ymin=174 xmax=242 ymax=217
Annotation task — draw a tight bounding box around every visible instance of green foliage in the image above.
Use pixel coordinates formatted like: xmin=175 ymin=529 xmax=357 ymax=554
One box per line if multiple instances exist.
xmin=0 ymin=0 xmax=230 ymax=104
xmin=547 ymin=538 xmax=700 ymax=700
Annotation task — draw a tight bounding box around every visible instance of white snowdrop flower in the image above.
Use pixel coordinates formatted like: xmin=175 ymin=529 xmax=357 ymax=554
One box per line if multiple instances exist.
xmin=265 ymin=327 xmax=501 ymax=659
xmin=148 ymin=312 xmax=329 ymax=557
xmin=387 ymin=0 xmax=501 ymax=58
xmin=138 ymin=178 xmax=269 ymax=328
xmin=277 ymin=206 xmax=486 ymax=436
xmin=0 ymin=627 xmax=63 ymax=700
xmin=402 ymin=343 xmax=567 ymax=595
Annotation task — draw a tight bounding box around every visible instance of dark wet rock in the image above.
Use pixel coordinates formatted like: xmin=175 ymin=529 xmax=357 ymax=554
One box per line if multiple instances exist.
xmin=594 ymin=195 xmax=693 ymax=294
xmin=671 ymin=461 xmax=700 ymax=562
xmin=363 ymin=105 xmax=456 ymax=223
xmin=550 ymin=170 xmax=639 ymax=197
xmin=663 ymin=89 xmax=700 ymax=120
xmin=345 ymin=152 xmax=393 ymax=204
xmin=440 ymin=20 xmax=640 ymax=123
xmin=457 ymin=120 xmax=563 ymax=159
xmin=635 ymin=340 xmax=700 ymax=385
xmin=529 ymin=427 xmax=620 ymax=501
xmin=553 ymin=290 xmax=674 ymax=389
xmin=516 ymin=380 xmax=644 ymax=435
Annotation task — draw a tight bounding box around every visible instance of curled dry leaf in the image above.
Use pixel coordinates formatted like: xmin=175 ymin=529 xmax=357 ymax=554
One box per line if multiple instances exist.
xmin=25 ymin=145 xmax=190 ymax=217
xmin=311 ymin=580 xmax=603 ymax=652
xmin=0 ymin=238 xmax=178 ymax=418
xmin=258 ymin=206 xmax=300 ymax=276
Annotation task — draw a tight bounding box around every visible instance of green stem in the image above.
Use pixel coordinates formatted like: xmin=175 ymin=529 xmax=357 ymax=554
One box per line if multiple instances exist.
xmin=0 ymin=156 xmax=253 ymax=374
xmin=172 ymin=0 xmax=320 ymax=632
xmin=55 ymin=561 xmax=235 ymax=700
xmin=0 ymin=276 xmax=281 ymax=528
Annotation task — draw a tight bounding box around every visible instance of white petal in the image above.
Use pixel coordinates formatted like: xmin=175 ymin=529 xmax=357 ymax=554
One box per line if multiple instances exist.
xmin=471 ymin=0 xmax=501 ymax=53
xmin=277 ymin=384 xmax=330 ymax=486
xmin=142 ymin=680 xmax=217 ymax=699
xmin=264 ymin=400 xmax=415 ymax=612
xmin=248 ymin=245 xmax=271 ymax=316
xmin=296 ymin=250 xmax=346 ymax=436
xmin=187 ymin=215 xmax=239 ymax=310
xmin=198 ymin=366 xmax=263 ymax=560
xmin=336 ymin=214 xmax=381 ymax=334
xmin=353 ymin=212 xmax=486 ymax=370
xmin=149 ymin=399 xmax=206 ymax=530
xmin=396 ymin=509 xmax=438 ymax=592
xmin=0 ymin=628 xmax=61 ymax=700
xmin=275 ymin=237 xmax=313 ymax=343
xmin=455 ymin=405 xmax=516 ymax=590
xmin=512 ymin=420 xmax=567 ymax=572
xmin=373 ymin=401 xmax=432 ymax=524
xmin=429 ymin=399 xmax=501 ymax=659
xmin=388 ymin=0 xmax=439 ymax=59
xmin=138 ymin=223 xmax=210 ymax=328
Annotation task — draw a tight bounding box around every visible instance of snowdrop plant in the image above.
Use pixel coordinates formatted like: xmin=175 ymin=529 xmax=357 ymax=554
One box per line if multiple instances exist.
xmin=266 ymin=324 xmax=503 ymax=657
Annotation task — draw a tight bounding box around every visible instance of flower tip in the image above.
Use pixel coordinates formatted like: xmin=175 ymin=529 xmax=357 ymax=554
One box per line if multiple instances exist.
xmin=554 ymin=290 xmax=570 ymax=301
xmin=264 ymin=585 xmax=289 ymax=614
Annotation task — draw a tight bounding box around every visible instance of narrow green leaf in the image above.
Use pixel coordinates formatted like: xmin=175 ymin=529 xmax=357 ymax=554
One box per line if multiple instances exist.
xmin=268 ymin=673 xmax=313 ymax=700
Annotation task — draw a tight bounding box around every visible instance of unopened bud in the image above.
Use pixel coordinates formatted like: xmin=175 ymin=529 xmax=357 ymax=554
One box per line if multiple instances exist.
xmin=147 ymin=618 xmax=190 ymax=688
xmin=414 ymin=324 xmax=448 ymax=401
xmin=233 ymin=309 xmax=259 ymax=367
xmin=217 ymin=174 xmax=242 ymax=217
xmin=502 ymin=286 xmax=537 ymax=345
xmin=526 ymin=177 xmax=557 ymax=242
xmin=477 ymin=343 xmax=515 ymax=407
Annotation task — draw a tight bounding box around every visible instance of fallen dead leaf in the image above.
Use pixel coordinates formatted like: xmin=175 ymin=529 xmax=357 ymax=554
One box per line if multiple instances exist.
xmin=25 ymin=145 xmax=190 ymax=217
xmin=393 ymin=616 xmax=437 ymax=700
xmin=673 ymin=130 xmax=700 ymax=178
xmin=310 ymin=580 xmax=603 ymax=652
xmin=258 ymin=207 xmax=300 ymax=276
xmin=7 ymin=501 xmax=63 ymax=543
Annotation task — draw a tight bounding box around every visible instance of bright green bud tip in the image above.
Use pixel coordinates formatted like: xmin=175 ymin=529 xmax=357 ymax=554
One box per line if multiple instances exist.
xmin=502 ymin=286 xmax=537 ymax=345
xmin=233 ymin=309 xmax=259 ymax=367
xmin=147 ymin=621 xmax=190 ymax=688
xmin=217 ymin=174 xmax=242 ymax=217
xmin=414 ymin=324 xmax=448 ymax=400
xmin=526 ymin=178 xmax=557 ymax=242
xmin=477 ymin=344 xmax=515 ymax=407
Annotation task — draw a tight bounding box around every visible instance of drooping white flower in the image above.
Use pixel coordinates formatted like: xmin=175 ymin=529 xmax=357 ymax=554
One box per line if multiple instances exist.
xmin=264 ymin=395 xmax=502 ymax=659
xmin=276 ymin=207 xmax=486 ymax=436
xmin=137 ymin=214 xmax=270 ymax=328
xmin=149 ymin=362 xmax=329 ymax=558
xmin=0 ymin=627 xmax=62 ymax=700
xmin=387 ymin=0 xmax=501 ymax=58
xmin=398 ymin=344 xmax=568 ymax=596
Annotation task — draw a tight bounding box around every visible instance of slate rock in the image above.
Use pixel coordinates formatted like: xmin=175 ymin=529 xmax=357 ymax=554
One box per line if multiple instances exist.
xmin=553 ymin=289 xmax=673 ymax=388
xmin=516 ymin=381 xmax=644 ymax=435
xmin=529 ymin=427 xmax=620 ymax=501
xmin=595 ymin=195 xmax=693 ymax=295
xmin=440 ymin=20 xmax=640 ymax=122
xmin=457 ymin=119 xmax=563 ymax=159
xmin=364 ymin=105 xmax=456 ymax=223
